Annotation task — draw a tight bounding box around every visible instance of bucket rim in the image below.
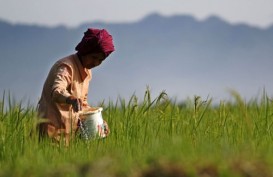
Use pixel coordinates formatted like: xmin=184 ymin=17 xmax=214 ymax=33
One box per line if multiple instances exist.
xmin=79 ymin=107 xmax=103 ymax=115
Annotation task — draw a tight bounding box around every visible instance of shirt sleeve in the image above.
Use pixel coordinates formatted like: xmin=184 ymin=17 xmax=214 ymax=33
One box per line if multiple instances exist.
xmin=51 ymin=64 xmax=72 ymax=103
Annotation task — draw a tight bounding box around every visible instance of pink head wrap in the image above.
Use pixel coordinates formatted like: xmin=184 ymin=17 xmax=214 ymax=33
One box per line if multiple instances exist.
xmin=75 ymin=28 xmax=115 ymax=57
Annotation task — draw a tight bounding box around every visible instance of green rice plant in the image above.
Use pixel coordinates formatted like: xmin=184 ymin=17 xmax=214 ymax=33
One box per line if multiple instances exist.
xmin=1 ymin=89 xmax=273 ymax=177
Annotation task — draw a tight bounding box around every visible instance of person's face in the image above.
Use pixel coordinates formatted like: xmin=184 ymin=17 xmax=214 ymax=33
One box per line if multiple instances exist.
xmin=81 ymin=53 xmax=106 ymax=69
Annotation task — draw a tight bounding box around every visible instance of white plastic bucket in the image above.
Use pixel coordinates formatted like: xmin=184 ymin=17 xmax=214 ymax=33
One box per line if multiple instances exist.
xmin=79 ymin=107 xmax=106 ymax=139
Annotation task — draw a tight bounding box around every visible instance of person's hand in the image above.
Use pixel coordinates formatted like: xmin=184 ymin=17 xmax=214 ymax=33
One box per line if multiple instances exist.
xmin=103 ymin=120 xmax=110 ymax=136
xmin=66 ymin=96 xmax=82 ymax=112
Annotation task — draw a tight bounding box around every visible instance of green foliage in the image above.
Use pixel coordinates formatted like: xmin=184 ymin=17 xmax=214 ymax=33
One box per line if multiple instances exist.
xmin=0 ymin=89 xmax=273 ymax=177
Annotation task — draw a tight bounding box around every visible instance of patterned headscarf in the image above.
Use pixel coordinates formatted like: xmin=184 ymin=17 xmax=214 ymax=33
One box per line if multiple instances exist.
xmin=75 ymin=28 xmax=115 ymax=57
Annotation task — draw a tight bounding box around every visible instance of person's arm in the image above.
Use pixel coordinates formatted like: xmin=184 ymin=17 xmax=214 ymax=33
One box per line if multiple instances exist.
xmin=51 ymin=64 xmax=72 ymax=104
xmin=81 ymin=70 xmax=92 ymax=110
xmin=82 ymin=92 xmax=89 ymax=107
xmin=51 ymin=64 xmax=82 ymax=112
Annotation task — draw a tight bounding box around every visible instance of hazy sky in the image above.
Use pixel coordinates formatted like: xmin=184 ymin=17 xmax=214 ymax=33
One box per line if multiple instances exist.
xmin=1 ymin=0 xmax=273 ymax=28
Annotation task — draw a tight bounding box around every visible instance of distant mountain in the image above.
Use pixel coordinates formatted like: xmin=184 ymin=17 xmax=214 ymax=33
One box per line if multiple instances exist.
xmin=0 ymin=13 xmax=273 ymax=106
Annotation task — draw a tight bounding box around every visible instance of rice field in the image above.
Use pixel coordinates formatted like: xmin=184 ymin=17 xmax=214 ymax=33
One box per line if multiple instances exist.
xmin=0 ymin=89 xmax=273 ymax=177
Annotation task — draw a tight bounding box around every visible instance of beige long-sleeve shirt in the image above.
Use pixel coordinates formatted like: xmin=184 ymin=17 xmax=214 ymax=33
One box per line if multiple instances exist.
xmin=38 ymin=54 xmax=91 ymax=142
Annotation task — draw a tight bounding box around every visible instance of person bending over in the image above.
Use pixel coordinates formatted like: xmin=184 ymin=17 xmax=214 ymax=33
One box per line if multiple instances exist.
xmin=38 ymin=28 xmax=115 ymax=145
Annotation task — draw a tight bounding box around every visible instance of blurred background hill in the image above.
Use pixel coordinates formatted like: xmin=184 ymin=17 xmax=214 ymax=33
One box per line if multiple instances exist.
xmin=0 ymin=13 xmax=272 ymax=105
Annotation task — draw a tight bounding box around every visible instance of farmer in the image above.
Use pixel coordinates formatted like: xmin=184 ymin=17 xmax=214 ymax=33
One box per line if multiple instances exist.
xmin=38 ymin=28 xmax=115 ymax=145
